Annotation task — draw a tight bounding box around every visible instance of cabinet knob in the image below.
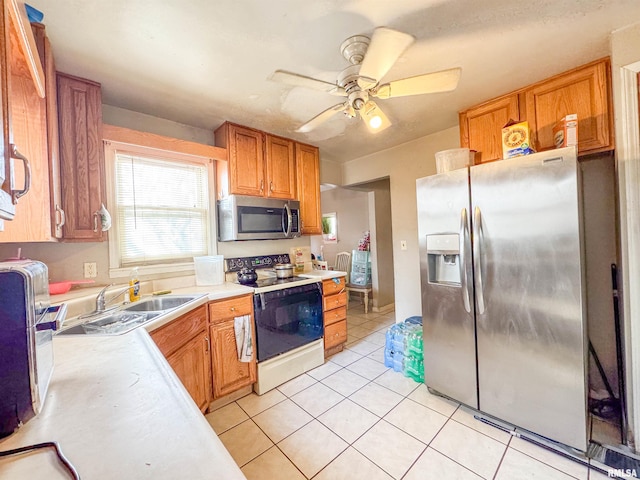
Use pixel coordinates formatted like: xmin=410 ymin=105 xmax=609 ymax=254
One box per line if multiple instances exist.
xmin=260 ymin=180 xmax=264 ymax=193
xmin=230 ymin=307 xmax=236 ymax=312
xmin=270 ymin=181 xmax=274 ymax=192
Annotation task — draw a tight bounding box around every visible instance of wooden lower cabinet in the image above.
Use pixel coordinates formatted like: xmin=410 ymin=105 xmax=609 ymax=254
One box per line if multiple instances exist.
xmin=209 ymin=295 xmax=256 ymax=399
xmin=165 ymin=332 xmax=211 ymax=412
xmin=150 ymin=305 xmax=211 ymax=412
xmin=322 ymin=277 xmax=347 ymax=357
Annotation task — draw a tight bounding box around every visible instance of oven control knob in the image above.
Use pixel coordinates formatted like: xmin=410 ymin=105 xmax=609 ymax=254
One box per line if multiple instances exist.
xmin=266 ymin=258 xmax=272 ymax=264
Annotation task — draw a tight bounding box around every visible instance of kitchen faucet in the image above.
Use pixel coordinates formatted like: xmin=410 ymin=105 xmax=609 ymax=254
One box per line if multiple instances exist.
xmin=95 ymin=284 xmax=131 ymax=313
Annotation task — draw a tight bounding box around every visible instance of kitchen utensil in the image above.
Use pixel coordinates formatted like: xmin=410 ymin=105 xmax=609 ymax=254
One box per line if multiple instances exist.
xmin=48 ymin=279 xmax=95 ymax=295
xmin=237 ymin=268 xmax=258 ymax=285
xmin=273 ymin=263 xmax=294 ymax=279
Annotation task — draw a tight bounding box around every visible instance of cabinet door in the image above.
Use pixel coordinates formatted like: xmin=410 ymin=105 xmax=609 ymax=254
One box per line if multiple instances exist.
xmin=228 ymin=123 xmax=265 ymax=196
xmin=524 ymin=60 xmax=612 ymax=154
xmin=57 ymin=73 xmax=105 ymax=240
xmin=166 ymin=330 xmax=212 ymax=412
xmin=210 ymin=319 xmax=256 ymax=398
xmin=459 ymin=94 xmax=520 ymax=164
xmin=0 ymin=7 xmax=50 ymax=241
xmin=32 ymin=23 xmax=62 ymax=238
xmin=264 ymin=134 xmax=295 ymax=199
xmin=296 ymin=142 xmax=321 ymax=234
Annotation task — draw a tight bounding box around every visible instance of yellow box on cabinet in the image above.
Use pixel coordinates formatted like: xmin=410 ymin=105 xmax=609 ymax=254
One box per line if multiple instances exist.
xmin=502 ymin=121 xmax=535 ymax=159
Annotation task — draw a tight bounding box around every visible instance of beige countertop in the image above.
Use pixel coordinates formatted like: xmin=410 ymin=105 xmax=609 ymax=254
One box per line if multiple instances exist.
xmin=299 ymin=270 xmax=347 ymax=279
xmin=0 ymin=283 xmax=251 ymax=480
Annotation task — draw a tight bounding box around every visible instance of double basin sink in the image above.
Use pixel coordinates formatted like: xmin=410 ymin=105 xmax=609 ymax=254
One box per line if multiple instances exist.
xmin=58 ymin=295 xmax=203 ymax=336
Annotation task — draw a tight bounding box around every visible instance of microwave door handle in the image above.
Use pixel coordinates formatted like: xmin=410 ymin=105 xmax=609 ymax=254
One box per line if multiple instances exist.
xmin=283 ymin=203 xmax=292 ymax=237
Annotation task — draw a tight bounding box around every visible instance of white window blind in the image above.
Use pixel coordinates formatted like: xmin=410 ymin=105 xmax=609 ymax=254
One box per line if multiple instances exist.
xmin=114 ymin=153 xmax=210 ymax=266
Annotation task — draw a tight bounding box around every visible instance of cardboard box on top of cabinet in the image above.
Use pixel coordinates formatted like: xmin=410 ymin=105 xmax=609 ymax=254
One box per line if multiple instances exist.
xmin=553 ymin=114 xmax=578 ymax=149
xmin=502 ymin=120 xmax=536 ymax=159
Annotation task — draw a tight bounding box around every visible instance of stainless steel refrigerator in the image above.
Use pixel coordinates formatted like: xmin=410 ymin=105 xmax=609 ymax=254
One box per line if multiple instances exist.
xmin=417 ymin=146 xmax=590 ymax=451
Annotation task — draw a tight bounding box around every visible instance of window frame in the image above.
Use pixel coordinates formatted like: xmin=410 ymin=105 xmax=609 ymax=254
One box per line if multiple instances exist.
xmin=104 ymin=140 xmax=217 ymax=279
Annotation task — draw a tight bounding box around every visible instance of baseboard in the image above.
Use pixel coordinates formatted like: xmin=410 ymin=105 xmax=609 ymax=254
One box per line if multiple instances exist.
xmin=373 ymin=303 xmax=395 ymax=314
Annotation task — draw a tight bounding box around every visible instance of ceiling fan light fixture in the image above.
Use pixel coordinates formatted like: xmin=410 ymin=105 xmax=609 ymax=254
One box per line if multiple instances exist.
xmin=361 ymin=101 xmax=391 ymax=133
xmin=369 ymin=115 xmax=383 ymax=129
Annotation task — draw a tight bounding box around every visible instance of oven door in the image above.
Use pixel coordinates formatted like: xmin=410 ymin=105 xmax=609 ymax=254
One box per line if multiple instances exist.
xmin=253 ymin=283 xmax=323 ymax=362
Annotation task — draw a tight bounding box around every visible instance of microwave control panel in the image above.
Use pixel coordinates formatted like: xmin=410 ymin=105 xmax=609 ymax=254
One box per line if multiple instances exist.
xmin=225 ymin=254 xmax=291 ymax=272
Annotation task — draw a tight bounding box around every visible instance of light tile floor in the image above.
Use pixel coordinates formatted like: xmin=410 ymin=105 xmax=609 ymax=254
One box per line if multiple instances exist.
xmin=206 ymin=303 xmax=610 ymax=480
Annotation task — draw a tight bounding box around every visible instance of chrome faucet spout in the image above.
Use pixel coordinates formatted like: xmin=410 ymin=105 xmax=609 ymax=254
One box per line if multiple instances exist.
xmin=96 ymin=284 xmax=131 ymax=312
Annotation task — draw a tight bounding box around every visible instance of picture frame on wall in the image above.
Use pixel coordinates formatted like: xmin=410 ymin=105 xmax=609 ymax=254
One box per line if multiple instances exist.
xmin=322 ymin=212 xmax=337 ymax=244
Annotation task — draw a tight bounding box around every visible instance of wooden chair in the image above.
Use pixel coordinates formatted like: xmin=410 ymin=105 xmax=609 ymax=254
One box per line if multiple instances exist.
xmin=333 ymin=251 xmax=351 ymax=281
xmin=346 ymin=283 xmax=373 ymax=314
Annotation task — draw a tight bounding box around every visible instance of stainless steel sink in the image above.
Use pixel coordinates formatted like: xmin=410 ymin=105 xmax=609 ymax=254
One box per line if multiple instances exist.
xmin=58 ymin=311 xmax=161 ymax=336
xmin=57 ymin=294 xmax=204 ymax=335
xmin=122 ymin=295 xmax=200 ymax=312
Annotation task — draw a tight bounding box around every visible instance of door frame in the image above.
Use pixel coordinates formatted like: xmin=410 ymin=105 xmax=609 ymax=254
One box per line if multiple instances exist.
xmin=615 ymin=58 xmax=640 ymax=450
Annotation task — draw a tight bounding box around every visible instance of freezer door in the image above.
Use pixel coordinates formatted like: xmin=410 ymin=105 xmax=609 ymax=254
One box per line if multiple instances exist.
xmin=417 ymin=168 xmax=478 ymax=408
xmin=470 ymin=147 xmax=588 ymax=450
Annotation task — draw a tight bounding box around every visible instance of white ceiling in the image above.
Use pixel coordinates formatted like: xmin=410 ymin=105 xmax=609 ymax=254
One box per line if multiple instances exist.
xmin=29 ymin=0 xmax=640 ymax=163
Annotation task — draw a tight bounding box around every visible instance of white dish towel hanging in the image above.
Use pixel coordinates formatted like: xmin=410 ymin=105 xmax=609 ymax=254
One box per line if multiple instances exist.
xmin=233 ymin=315 xmax=253 ymax=362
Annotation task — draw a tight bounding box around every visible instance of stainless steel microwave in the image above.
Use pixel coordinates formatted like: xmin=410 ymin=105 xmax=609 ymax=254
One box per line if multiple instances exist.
xmin=217 ymin=195 xmax=301 ymax=241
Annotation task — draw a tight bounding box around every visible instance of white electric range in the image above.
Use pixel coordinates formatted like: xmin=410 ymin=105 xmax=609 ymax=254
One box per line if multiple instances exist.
xmin=225 ymin=254 xmax=324 ymax=394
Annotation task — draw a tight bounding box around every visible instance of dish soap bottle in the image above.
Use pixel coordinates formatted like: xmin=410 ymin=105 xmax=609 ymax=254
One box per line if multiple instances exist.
xmin=129 ymin=267 xmax=140 ymax=302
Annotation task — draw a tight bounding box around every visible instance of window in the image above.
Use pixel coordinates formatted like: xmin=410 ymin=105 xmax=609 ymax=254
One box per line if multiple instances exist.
xmin=105 ymin=141 xmax=215 ymax=277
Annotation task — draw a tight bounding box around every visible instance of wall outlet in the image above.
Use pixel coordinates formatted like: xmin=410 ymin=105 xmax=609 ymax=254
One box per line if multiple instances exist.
xmin=84 ymin=262 xmax=97 ymax=279
xmin=400 ymin=240 xmax=407 ymax=251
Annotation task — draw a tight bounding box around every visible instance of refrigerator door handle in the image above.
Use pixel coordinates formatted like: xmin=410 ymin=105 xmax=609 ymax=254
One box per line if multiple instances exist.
xmin=459 ymin=208 xmax=472 ymax=313
xmin=473 ymin=206 xmax=486 ymax=314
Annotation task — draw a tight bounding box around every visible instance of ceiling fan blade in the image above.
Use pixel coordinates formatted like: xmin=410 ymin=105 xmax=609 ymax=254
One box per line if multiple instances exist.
xmin=269 ymin=70 xmax=346 ymax=96
xmin=358 ymin=27 xmax=414 ymax=88
xmin=296 ymin=103 xmax=348 ymax=133
xmin=373 ymin=67 xmax=462 ymax=99
xmin=360 ymin=100 xmax=392 ymax=134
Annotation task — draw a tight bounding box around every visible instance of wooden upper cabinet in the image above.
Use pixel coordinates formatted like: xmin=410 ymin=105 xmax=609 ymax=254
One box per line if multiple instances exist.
xmin=264 ymin=134 xmax=295 ymax=199
xmin=0 ymin=1 xmax=51 ymax=241
xmin=215 ymin=122 xmax=303 ymax=201
xmin=524 ymin=59 xmax=613 ymax=154
xmin=32 ymin=23 xmax=62 ymax=239
xmin=459 ymin=58 xmax=613 ymax=161
xmin=295 ymin=142 xmax=321 ymax=235
xmin=57 ymin=73 xmax=106 ymax=241
xmin=459 ymin=94 xmax=520 ymax=164
xmin=215 ymin=122 xmax=264 ymax=197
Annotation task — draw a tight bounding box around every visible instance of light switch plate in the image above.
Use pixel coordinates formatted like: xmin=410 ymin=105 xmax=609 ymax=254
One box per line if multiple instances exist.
xmin=400 ymin=240 xmax=407 ymax=250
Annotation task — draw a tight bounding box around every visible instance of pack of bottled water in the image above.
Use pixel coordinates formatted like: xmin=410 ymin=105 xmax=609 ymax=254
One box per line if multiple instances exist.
xmin=384 ymin=316 xmax=424 ymax=382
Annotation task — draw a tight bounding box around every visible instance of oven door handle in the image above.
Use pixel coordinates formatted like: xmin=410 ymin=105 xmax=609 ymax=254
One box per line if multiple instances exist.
xmin=259 ymin=292 xmax=266 ymax=310
xmin=282 ymin=203 xmax=292 ymax=238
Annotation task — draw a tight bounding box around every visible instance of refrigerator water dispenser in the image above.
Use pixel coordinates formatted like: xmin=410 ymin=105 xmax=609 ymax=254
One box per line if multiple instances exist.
xmin=426 ymin=234 xmax=461 ymax=286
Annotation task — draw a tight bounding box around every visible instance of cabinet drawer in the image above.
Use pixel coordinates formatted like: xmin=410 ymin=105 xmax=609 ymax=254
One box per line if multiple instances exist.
xmin=324 ymin=306 xmax=347 ymax=326
xmin=150 ymin=305 xmax=208 ymax=357
xmin=209 ymin=294 xmax=253 ymax=323
xmin=324 ymin=320 xmax=347 ymax=349
xmin=322 ymin=277 xmax=345 ymax=296
xmin=323 ymin=291 xmax=347 ymax=312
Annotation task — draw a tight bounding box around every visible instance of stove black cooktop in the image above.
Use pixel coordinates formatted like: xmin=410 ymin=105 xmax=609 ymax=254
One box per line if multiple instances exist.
xmin=238 ymin=276 xmax=303 ymax=288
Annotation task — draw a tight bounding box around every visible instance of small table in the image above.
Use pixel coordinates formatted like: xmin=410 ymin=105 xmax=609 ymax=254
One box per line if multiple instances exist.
xmin=346 ymin=283 xmax=372 ymax=314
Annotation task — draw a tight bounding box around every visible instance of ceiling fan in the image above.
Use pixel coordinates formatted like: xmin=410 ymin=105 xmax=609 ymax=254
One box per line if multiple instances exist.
xmin=269 ymin=27 xmax=461 ymax=134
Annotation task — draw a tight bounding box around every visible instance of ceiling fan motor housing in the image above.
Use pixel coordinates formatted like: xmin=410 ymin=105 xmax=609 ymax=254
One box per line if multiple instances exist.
xmin=340 ymin=35 xmax=370 ymax=65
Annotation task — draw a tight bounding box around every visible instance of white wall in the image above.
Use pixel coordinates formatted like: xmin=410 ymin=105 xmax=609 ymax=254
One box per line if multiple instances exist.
xmin=309 ymin=187 xmax=369 ymax=265
xmin=342 ymin=127 xmax=460 ymax=321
